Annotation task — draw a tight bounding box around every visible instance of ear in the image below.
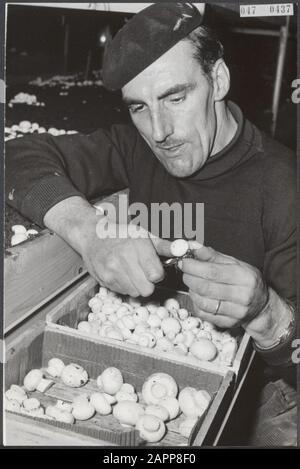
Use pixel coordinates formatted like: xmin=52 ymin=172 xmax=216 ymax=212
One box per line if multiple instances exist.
xmin=211 ymin=59 xmax=230 ymax=101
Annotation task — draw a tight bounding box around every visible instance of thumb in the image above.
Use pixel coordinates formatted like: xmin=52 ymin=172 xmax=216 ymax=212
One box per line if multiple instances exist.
xmin=149 ymin=233 xmax=173 ymax=257
xmin=193 ymin=245 xmax=236 ymax=264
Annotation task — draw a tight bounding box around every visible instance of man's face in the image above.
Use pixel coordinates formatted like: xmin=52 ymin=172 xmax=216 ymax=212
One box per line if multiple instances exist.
xmin=122 ymin=40 xmax=218 ymax=178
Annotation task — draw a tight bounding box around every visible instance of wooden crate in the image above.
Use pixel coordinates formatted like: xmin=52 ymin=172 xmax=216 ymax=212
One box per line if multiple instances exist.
xmin=46 ymin=276 xmax=252 ymax=383
xmin=5 ymin=325 xmax=235 ymax=447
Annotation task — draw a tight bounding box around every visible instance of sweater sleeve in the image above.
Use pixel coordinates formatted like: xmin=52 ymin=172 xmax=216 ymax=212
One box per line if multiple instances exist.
xmin=262 ymin=147 xmax=296 ymax=306
xmin=5 ymin=124 xmax=138 ymax=227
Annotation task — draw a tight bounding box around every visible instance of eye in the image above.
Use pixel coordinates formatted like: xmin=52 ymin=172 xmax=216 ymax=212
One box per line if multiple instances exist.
xmin=128 ymin=104 xmax=145 ymax=114
xmin=169 ymin=94 xmax=185 ymax=104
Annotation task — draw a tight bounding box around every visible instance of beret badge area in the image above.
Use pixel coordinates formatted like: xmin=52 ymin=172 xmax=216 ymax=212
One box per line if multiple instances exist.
xmin=102 ymin=2 xmax=204 ymax=90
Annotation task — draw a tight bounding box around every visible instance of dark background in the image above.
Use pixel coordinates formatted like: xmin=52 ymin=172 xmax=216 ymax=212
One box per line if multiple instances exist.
xmin=4 ymin=3 xmax=297 ymax=245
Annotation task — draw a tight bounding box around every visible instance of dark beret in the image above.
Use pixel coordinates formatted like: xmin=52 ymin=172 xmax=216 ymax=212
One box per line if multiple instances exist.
xmin=102 ymin=3 xmax=203 ymax=90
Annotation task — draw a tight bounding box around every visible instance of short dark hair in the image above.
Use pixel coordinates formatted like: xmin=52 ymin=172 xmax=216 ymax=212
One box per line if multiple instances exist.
xmin=185 ymin=26 xmax=224 ymax=79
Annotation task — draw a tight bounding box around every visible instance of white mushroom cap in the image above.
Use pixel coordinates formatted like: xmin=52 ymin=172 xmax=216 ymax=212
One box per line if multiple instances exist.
xmin=113 ymin=401 xmax=145 ymax=426
xmin=136 ymin=415 xmax=166 ymax=443
xmin=145 ymin=405 xmax=169 ymax=422
xmin=190 ymin=339 xmax=218 ymax=362
xmin=179 ymin=417 xmax=198 ymax=438
xmin=100 ymin=367 xmax=123 ymax=395
xmin=160 ymin=397 xmax=180 ymax=420
xmin=170 ymin=239 xmax=189 ymax=257
xmin=23 ymin=369 xmax=43 ymax=391
xmin=11 ymin=233 xmax=28 ymax=246
xmin=90 ymin=392 xmax=112 ymax=415
xmin=142 ymin=373 xmax=178 ymax=405
xmin=11 ymin=224 xmax=27 ymax=234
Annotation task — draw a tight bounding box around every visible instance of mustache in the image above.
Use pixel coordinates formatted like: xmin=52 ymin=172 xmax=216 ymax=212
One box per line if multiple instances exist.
xmin=156 ymin=141 xmax=185 ymax=150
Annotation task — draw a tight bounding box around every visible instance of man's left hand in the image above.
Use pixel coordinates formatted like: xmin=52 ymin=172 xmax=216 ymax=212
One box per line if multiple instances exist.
xmin=180 ymin=246 xmax=269 ymax=329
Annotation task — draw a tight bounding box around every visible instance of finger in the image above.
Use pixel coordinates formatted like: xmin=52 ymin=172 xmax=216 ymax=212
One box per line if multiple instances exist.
xmin=122 ymin=254 xmax=157 ymax=297
xmin=189 ymin=291 xmax=248 ymax=320
xmin=137 ymin=239 xmax=165 ymax=284
xmin=181 ymin=259 xmax=251 ymax=286
xmin=183 ymin=273 xmax=250 ymax=305
xmin=150 ymin=234 xmax=173 ymax=258
xmin=191 ymin=307 xmax=239 ymax=329
xmin=193 ymin=245 xmax=236 ymax=264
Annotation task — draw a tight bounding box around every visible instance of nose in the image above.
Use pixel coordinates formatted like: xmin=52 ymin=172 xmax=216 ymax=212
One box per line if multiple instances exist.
xmin=151 ymin=109 xmax=172 ymax=143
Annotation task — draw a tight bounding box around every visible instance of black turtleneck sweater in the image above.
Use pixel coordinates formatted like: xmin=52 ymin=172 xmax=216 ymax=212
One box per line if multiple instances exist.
xmin=6 ymin=102 xmax=296 ymax=306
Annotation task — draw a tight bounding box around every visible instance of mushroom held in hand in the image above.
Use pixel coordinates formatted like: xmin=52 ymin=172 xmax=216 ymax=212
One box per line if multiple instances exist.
xmin=142 ymin=373 xmax=178 ymax=405
xmin=170 ymin=239 xmax=189 ymax=257
xmin=178 ymin=387 xmax=211 ymax=418
xmin=61 ymin=364 xmax=88 ymax=387
xmin=97 ymin=367 xmax=124 ymax=395
xmin=113 ymin=401 xmax=145 ymax=427
xmin=190 ymin=339 xmax=218 ymax=362
xmin=23 ymin=369 xmax=43 ymax=391
xmin=136 ymin=415 xmax=166 ymax=443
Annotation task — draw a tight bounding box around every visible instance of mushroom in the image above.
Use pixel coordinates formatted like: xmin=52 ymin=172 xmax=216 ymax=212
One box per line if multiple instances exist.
xmin=133 ymin=306 xmax=149 ymax=323
xmin=182 ymin=330 xmax=196 ymax=348
xmin=61 ymin=363 xmax=88 ymax=387
xmin=120 ymin=383 xmax=135 ymax=394
xmin=113 ymin=401 xmax=145 ymax=427
xmin=178 ymin=388 xmax=211 ymax=418
xmin=72 ymin=397 xmax=95 ymax=420
xmin=105 ymin=327 xmax=124 ymax=342
xmin=190 ymin=339 xmax=218 ymax=362
xmin=136 ymin=415 xmax=166 ymax=443
xmin=119 ymin=315 xmax=136 ymax=330
xmin=90 ymin=392 xmax=112 ymax=415
xmin=156 ymin=337 xmax=174 ymax=352
xmin=147 ymin=315 xmax=161 ymax=329
xmin=116 ymin=305 xmax=130 ymax=318
xmin=196 ymin=330 xmax=212 ymax=341
xmin=97 ymin=286 xmax=108 ymax=299
xmin=5 ymin=387 xmax=27 ymax=404
xmin=160 ymin=397 xmax=180 ymax=420
xmin=55 ymin=400 xmax=73 ymax=413
xmin=102 ymin=393 xmax=117 ymax=405
xmin=46 ymin=405 xmax=74 ymax=424
xmin=219 ymin=340 xmax=238 ymax=366
xmin=24 ymin=407 xmax=45 ymax=417
xmin=23 ymin=369 xmax=43 ymax=391
xmin=170 ymin=239 xmax=189 ymax=257
xmin=174 ymin=343 xmax=188 ymax=356
xmin=128 ymin=297 xmax=142 ymax=308
xmin=146 ymin=302 xmax=159 ymax=314
xmin=134 ymin=322 xmax=149 ymax=334
xmin=47 ymin=358 xmax=65 ymax=378
xmin=23 ymin=397 xmax=41 ymax=411
xmin=164 ymin=298 xmax=180 ymax=314
xmin=182 ymin=317 xmax=200 ymax=331
xmin=161 ymin=318 xmax=181 ymax=340
xmin=116 ymin=391 xmax=138 ymax=403
xmin=12 ymin=224 xmax=27 ymax=235
xmin=178 ymin=308 xmax=189 ymax=320
xmin=98 ymin=367 xmax=123 ymax=395
xmin=145 ymin=405 xmax=169 ymax=422
xmin=138 ymin=332 xmax=156 ymax=348
xmin=155 ymin=306 xmax=169 ymax=320
xmin=178 ymin=418 xmax=198 ymax=438
xmin=77 ymin=321 xmax=93 ymax=334
xmin=11 ymin=233 xmax=28 ymax=246
xmin=5 ymin=397 xmax=21 ymax=412
xmin=142 ymin=373 xmax=178 ymax=405
xmin=202 ymin=321 xmax=215 ymax=332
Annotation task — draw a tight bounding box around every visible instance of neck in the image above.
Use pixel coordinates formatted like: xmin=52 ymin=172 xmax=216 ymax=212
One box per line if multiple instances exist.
xmin=211 ymin=101 xmax=238 ymax=155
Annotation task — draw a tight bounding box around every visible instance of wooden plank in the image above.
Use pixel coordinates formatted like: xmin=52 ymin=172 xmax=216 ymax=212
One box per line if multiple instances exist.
xmin=4 ymin=413 xmax=111 ymax=446
xmin=4 ymin=231 xmax=86 ymax=333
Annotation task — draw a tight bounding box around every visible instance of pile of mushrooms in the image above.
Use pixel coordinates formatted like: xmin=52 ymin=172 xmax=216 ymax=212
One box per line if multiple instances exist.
xmin=10 ymin=224 xmax=39 ymax=246
xmin=76 ymin=251 xmax=238 ymax=367
xmin=6 ymin=361 xmax=213 ymax=442
xmin=5 ymin=121 xmax=78 ymax=142
xmin=8 ymin=92 xmax=45 ymax=107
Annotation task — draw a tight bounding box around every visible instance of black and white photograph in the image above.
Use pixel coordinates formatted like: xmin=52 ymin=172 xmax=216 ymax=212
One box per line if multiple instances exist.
xmin=2 ymin=2 xmax=299 ymax=450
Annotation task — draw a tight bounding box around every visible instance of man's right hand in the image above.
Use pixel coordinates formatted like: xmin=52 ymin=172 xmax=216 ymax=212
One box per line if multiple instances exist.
xmin=44 ymin=196 xmax=172 ymax=297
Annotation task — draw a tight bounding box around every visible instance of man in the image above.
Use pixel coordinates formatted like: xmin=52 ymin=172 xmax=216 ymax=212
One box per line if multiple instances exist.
xmin=6 ymin=4 xmax=297 ymax=445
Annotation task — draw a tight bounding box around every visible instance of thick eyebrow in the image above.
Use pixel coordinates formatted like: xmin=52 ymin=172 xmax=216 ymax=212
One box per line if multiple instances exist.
xmin=122 ymin=82 xmax=196 ymax=106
